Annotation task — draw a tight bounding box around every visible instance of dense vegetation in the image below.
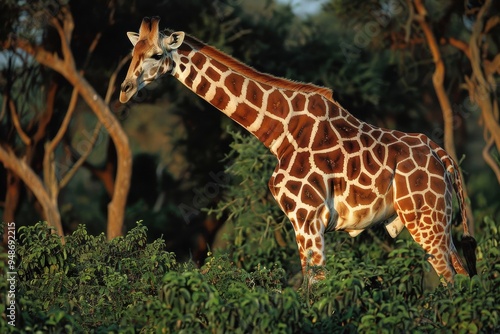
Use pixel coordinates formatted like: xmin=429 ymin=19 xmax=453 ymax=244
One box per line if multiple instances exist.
xmin=0 ymin=215 xmax=499 ymax=332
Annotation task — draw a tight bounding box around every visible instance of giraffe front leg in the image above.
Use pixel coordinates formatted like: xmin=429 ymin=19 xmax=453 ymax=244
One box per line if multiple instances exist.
xmin=268 ymin=168 xmax=328 ymax=283
xmin=292 ymin=216 xmax=326 ymax=282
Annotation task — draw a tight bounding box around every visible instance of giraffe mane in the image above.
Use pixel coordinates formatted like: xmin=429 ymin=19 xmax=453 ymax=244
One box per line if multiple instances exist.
xmin=165 ymin=30 xmax=334 ymax=101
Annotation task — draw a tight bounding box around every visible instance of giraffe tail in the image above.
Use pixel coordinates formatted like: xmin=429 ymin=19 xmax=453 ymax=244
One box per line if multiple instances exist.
xmin=430 ymin=140 xmax=478 ymax=277
xmin=447 ymin=156 xmax=477 ymax=277
xmin=462 ymin=234 xmax=477 ymax=277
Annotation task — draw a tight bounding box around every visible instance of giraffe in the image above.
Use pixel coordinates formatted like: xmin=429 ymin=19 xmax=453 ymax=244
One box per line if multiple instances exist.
xmin=120 ymin=17 xmax=477 ymax=283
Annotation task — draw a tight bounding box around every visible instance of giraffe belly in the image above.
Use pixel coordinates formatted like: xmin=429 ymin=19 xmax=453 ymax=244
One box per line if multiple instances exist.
xmin=331 ymin=197 xmax=396 ymax=237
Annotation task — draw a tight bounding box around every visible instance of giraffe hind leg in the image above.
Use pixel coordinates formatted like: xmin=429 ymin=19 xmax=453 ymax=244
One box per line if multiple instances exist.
xmin=450 ymin=248 xmax=468 ymax=276
xmin=394 ymin=207 xmax=457 ymax=283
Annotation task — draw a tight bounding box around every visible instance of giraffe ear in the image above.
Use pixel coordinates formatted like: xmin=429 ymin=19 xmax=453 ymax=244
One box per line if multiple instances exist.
xmin=163 ymin=32 xmax=185 ymax=50
xmin=127 ymin=32 xmax=140 ymax=46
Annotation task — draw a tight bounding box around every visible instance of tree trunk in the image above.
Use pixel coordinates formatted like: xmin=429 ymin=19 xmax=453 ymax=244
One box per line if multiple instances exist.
xmin=0 ymin=146 xmax=63 ymax=237
xmin=413 ymin=0 xmax=457 ymax=161
xmin=2 ymin=171 xmax=20 ymax=246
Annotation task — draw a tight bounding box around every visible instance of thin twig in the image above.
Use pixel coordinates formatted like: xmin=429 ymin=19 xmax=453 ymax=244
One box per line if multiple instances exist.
xmin=82 ymin=32 xmax=102 ymax=70
xmin=105 ymin=54 xmax=131 ymax=103
xmin=47 ymin=88 xmax=79 ymax=155
xmin=49 ymin=7 xmax=74 ymax=69
xmin=59 ymin=122 xmax=103 ymax=189
xmin=404 ymin=0 xmax=414 ymax=43
xmin=444 ymin=37 xmax=471 ymax=60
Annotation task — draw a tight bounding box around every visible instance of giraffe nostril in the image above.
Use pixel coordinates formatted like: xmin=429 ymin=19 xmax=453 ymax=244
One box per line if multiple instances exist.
xmin=121 ymin=82 xmax=132 ymax=93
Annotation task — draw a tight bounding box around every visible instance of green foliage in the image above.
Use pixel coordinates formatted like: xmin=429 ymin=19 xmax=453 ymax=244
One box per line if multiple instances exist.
xmin=1 ymin=219 xmax=500 ymax=332
xmin=11 ymin=222 xmax=177 ymax=332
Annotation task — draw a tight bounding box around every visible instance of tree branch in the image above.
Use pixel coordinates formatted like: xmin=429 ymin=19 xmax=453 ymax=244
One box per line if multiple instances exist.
xmin=47 ymin=87 xmax=78 ymax=156
xmin=443 ymin=37 xmax=471 ymax=60
xmin=9 ymin=99 xmax=31 ymax=146
xmin=50 ymin=6 xmax=74 ymax=70
xmin=413 ymin=0 xmax=458 ymax=162
xmin=469 ymin=0 xmax=500 ymax=160
xmin=482 ymin=135 xmax=500 ymax=184
xmin=31 ymin=82 xmax=57 ymax=144
xmin=60 ymin=122 xmax=103 ymax=190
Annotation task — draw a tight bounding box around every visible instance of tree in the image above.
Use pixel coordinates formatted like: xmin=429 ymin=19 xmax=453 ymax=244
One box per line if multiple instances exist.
xmin=1 ymin=3 xmax=132 ymax=241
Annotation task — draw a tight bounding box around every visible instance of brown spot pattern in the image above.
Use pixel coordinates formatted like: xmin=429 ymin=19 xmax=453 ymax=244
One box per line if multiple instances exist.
xmin=267 ymin=90 xmax=290 ymax=118
xmin=211 ymin=87 xmax=230 ymax=110
xmin=225 ymin=73 xmax=244 ymax=97
xmin=206 ymin=66 xmax=221 ymax=82
xmin=246 ymin=80 xmax=264 ymax=108
xmin=195 ymin=76 xmax=210 ymax=97
xmin=232 ymin=102 xmax=258 ymax=127
xmin=253 ymin=116 xmax=284 ymax=146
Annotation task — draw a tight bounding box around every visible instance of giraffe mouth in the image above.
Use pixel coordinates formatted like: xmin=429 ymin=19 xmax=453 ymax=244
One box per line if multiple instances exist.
xmin=119 ymin=80 xmax=137 ymax=103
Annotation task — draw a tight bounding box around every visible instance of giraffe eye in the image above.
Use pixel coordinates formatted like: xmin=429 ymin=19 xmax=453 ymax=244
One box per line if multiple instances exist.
xmin=151 ymin=53 xmax=163 ymax=60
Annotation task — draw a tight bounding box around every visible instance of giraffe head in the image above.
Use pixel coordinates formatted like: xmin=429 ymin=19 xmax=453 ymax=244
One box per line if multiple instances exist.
xmin=120 ymin=17 xmax=185 ymax=103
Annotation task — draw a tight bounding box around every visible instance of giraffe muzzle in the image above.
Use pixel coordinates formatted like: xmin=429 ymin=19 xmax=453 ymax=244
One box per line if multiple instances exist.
xmin=119 ymin=80 xmax=137 ymax=103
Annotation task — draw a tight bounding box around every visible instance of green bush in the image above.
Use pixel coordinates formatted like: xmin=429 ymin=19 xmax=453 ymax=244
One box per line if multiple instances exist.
xmin=1 ymin=216 xmax=499 ymax=332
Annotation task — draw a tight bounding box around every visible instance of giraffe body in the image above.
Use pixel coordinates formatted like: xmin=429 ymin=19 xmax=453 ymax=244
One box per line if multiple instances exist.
xmin=120 ymin=17 xmax=477 ymax=283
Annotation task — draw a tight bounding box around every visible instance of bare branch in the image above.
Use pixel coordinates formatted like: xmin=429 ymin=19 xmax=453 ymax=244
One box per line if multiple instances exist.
xmin=47 ymin=87 xmax=78 ymax=155
xmin=32 ymin=83 xmax=57 ymax=144
xmin=485 ymin=53 xmax=500 ymax=77
xmin=106 ymin=55 xmax=131 ymax=103
xmin=82 ymin=32 xmax=102 ymax=70
xmin=59 ymin=122 xmax=103 ymax=189
xmin=49 ymin=7 xmax=75 ymax=70
xmin=444 ymin=37 xmax=471 ymax=60
xmin=9 ymin=99 xmax=31 ymax=146
xmin=404 ymin=0 xmax=415 ymax=43
xmin=413 ymin=0 xmax=457 ymax=162
xmin=482 ymin=136 xmax=500 ymax=184
xmin=485 ymin=15 xmax=500 ymax=34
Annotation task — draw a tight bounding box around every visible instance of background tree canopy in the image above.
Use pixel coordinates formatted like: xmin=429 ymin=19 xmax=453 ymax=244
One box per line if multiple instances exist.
xmin=0 ymin=0 xmax=499 ymax=331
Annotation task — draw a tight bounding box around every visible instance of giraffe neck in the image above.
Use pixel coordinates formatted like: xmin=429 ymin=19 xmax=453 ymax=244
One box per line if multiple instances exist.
xmin=171 ymin=34 xmax=343 ymax=156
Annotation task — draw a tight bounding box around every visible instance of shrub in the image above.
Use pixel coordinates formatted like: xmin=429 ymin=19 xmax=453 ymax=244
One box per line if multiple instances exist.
xmin=1 ymin=216 xmax=499 ymax=332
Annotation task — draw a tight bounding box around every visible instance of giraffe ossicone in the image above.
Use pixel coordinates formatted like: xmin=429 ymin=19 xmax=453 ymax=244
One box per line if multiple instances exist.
xmin=120 ymin=17 xmax=477 ymax=284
